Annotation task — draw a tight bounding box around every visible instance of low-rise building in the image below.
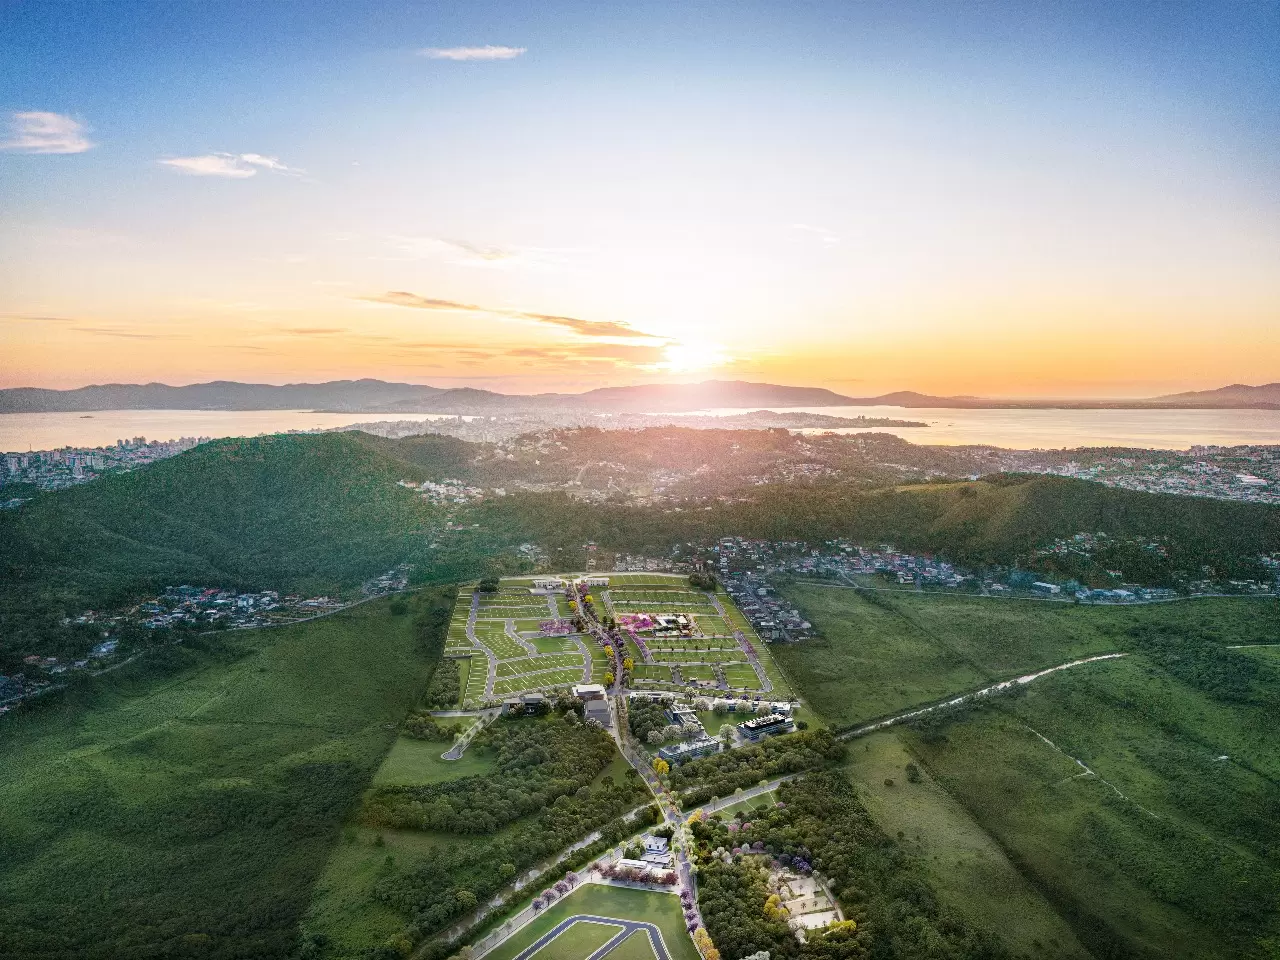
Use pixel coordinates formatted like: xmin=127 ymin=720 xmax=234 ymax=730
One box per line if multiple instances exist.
xmin=584 ymin=698 xmax=612 ymax=728
xmin=573 ymin=682 xmax=607 ymax=701
xmin=658 ymin=736 xmax=721 ymax=764
xmin=738 ymin=712 xmax=796 ymax=742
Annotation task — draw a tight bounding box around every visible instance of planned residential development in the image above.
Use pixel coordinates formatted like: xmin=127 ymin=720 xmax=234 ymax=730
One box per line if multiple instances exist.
xmin=445 ymin=573 xmax=792 ymax=710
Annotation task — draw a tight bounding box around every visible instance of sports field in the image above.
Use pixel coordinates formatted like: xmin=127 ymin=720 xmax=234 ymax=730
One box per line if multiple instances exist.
xmin=482 ymin=884 xmax=696 ymax=960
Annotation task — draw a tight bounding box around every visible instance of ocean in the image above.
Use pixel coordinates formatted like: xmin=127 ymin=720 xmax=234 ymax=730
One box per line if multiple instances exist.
xmin=2 ymin=405 xmax=1279 ymax=452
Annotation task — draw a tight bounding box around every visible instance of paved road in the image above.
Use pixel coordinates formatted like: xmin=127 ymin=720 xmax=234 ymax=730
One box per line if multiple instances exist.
xmin=507 ymin=915 xmax=672 ymax=960
xmin=693 ymin=776 xmax=795 ymax=816
xmin=442 ymin=708 xmax=499 ymax=760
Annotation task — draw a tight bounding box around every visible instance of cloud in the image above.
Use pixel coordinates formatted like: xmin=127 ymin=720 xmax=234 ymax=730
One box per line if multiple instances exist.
xmin=71 ymin=326 xmax=186 ymax=340
xmin=791 ymin=223 xmax=840 ymax=246
xmin=522 ymin=313 xmax=657 ymax=340
xmin=362 ymin=291 xmax=485 ymax=312
xmin=387 ymin=236 xmax=521 ymax=267
xmin=158 ymin=152 xmax=302 ymax=178
xmin=419 ymin=45 xmax=526 ymax=61
xmin=1 ymin=111 xmax=93 ymax=154
xmin=360 ymin=290 xmax=664 ymax=341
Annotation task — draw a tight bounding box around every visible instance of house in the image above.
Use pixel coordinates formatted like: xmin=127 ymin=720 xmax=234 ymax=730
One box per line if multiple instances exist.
xmin=573 ymin=683 xmax=607 ymax=701
xmin=1032 ymin=582 xmax=1061 ymax=595
xmin=738 ymin=713 xmax=796 ymax=743
xmin=642 ymin=834 xmax=672 ymax=866
xmin=667 ymin=705 xmax=698 ymax=726
xmin=531 ymin=577 xmax=566 ymax=592
xmin=504 ymin=692 xmax=549 ymax=715
xmin=658 ymin=737 xmax=721 ymax=764
xmin=581 ymin=576 xmax=610 ymax=588
xmin=584 ymin=698 xmax=612 ymax=728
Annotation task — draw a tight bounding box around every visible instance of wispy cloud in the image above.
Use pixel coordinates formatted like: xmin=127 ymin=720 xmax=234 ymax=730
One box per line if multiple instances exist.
xmin=419 ymin=45 xmax=526 ymax=61
xmin=1 ymin=111 xmax=93 ymax=154
xmin=71 ymin=325 xmax=187 ymax=340
xmin=362 ymin=292 xmax=485 ymax=312
xmin=791 ymin=223 xmax=840 ymax=246
xmin=158 ymin=152 xmax=302 ymax=178
xmin=384 ymin=235 xmax=575 ymax=272
xmin=360 ymin=290 xmax=664 ymax=341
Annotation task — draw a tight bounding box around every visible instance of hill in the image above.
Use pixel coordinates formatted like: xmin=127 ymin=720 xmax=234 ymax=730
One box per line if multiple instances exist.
xmin=0 ymin=379 xmax=448 ymax=413
xmin=1152 ymin=381 xmax=1280 ymax=408
xmin=0 ymin=432 xmax=470 ymax=665
xmin=0 ymin=590 xmax=456 ymax=960
xmin=5 ymin=431 xmax=1279 ymax=666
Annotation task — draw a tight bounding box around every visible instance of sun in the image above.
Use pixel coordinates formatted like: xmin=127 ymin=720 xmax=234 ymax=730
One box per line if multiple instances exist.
xmin=658 ymin=340 xmax=731 ymax=374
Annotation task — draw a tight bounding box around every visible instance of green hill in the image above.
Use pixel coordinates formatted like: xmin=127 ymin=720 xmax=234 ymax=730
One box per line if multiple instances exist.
xmin=5 ymin=432 xmax=1279 ymax=666
xmin=0 ymin=433 xmax=446 ymax=664
xmin=476 ymin=473 xmax=1280 ymax=578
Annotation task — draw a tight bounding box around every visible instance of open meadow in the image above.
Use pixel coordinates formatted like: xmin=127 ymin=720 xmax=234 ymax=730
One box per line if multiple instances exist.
xmin=774 ymin=583 xmax=1280 ymax=727
xmin=776 ymin=585 xmax=1280 ymax=958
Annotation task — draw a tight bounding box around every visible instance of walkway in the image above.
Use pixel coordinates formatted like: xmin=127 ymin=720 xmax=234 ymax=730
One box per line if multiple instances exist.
xmin=442 ymin=708 xmax=498 ymax=761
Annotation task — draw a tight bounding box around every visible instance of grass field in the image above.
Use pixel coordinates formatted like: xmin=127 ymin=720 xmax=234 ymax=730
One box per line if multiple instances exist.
xmin=677 ymin=664 xmax=717 ymax=682
xmin=492 ymin=668 xmax=583 ymax=696
xmin=526 ymin=918 xmax=621 ymax=958
xmin=482 ymin=884 xmax=697 ymax=960
xmin=306 ymin=723 xmax=490 ymax=956
xmin=372 ymin=735 xmax=497 ymax=786
xmin=774 ymin=586 xmax=1280 ymax=728
xmin=606 ymin=930 xmax=660 ymax=960
xmin=841 ymin=731 xmax=1090 ymax=959
xmin=0 ymin=591 xmax=451 ymax=960
xmin=721 ymin=664 xmax=762 ymax=689
xmin=903 ymin=651 xmax=1280 ymax=959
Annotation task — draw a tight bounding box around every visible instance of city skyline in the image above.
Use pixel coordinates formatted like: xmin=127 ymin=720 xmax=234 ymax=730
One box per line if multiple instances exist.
xmin=2 ymin=0 xmax=1278 ymax=397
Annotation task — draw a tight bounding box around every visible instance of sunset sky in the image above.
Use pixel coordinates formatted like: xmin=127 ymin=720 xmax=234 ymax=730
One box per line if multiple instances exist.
xmin=2 ymin=0 xmax=1278 ymax=398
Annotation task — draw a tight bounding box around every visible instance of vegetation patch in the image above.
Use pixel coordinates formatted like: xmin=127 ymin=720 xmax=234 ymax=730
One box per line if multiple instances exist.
xmin=306 ymin=712 xmax=651 ymax=957
xmin=690 ymin=772 xmax=1010 ymax=960
xmin=0 ymin=589 xmax=455 ymax=960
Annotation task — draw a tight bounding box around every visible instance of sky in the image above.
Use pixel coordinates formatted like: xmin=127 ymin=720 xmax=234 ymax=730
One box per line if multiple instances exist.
xmin=1 ymin=0 xmax=1278 ymax=398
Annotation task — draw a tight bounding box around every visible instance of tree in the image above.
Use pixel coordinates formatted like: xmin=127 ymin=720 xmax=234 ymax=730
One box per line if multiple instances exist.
xmin=478 ymin=577 xmax=500 ymax=593
xmin=653 ymin=758 xmax=670 ymax=776
xmin=905 ymin=762 xmax=922 ymax=783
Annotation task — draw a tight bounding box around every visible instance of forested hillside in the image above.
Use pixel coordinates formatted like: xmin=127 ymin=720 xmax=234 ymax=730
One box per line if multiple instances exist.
xmin=5 ymin=430 xmax=1280 ymax=665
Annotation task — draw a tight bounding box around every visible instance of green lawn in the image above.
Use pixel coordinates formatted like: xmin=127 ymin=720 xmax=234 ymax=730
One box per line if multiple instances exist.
xmin=605 ymin=930 xmax=660 ymax=960
xmin=527 ymin=918 xmax=621 ymax=958
xmin=483 ymin=884 xmax=696 ymax=960
xmin=372 ymin=735 xmax=496 ymax=786
xmin=721 ymin=664 xmax=762 ymax=689
xmin=677 ymin=664 xmax=717 ymax=682
xmin=0 ymin=591 xmax=450 ymax=960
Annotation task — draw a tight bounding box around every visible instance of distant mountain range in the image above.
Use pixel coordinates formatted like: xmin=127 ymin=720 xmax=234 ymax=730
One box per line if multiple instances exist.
xmin=2 ymin=378 xmax=1278 ymax=414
